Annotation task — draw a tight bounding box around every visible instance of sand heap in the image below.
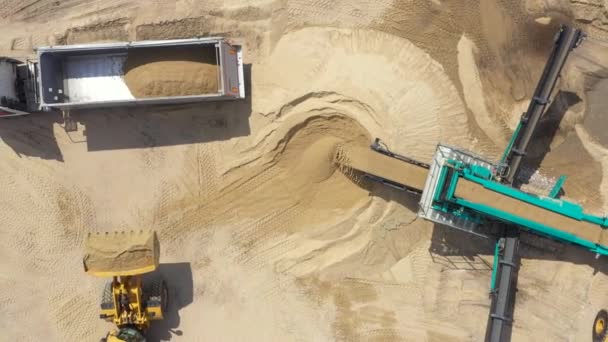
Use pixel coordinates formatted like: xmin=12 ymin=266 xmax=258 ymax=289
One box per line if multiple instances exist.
xmin=123 ymin=46 xmax=219 ymax=98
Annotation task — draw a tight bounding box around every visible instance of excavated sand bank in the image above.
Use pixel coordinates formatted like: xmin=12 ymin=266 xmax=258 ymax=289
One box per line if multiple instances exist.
xmin=123 ymin=46 xmax=219 ymax=98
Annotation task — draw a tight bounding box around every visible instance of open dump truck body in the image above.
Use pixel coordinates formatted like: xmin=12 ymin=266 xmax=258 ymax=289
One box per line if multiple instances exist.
xmin=37 ymin=37 xmax=244 ymax=109
xmin=0 ymin=37 xmax=244 ymax=116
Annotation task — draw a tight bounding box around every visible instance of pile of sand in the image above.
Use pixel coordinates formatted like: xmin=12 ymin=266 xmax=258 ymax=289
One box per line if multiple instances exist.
xmin=253 ymin=27 xmax=471 ymax=161
xmin=123 ymin=46 xmax=219 ymax=98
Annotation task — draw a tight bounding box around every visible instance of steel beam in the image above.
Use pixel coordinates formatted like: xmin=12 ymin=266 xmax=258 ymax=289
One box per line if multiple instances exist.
xmin=486 ymin=231 xmax=520 ymax=342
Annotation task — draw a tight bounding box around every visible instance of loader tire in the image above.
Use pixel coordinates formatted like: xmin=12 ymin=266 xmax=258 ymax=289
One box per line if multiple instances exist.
xmin=146 ymin=277 xmax=168 ymax=313
xmin=101 ymin=281 xmax=114 ymax=310
xmin=593 ymin=309 xmax=608 ymax=342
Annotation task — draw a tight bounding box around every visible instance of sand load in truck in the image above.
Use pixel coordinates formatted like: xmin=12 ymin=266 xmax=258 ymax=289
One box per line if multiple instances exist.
xmin=0 ymin=37 xmax=245 ymax=118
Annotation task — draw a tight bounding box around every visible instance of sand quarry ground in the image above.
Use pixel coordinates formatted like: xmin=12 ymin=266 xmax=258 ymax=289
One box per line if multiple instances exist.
xmin=2 ymin=0 xmax=608 ymax=341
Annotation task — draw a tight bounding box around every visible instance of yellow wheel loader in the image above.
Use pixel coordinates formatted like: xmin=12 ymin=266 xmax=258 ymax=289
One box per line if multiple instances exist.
xmin=83 ymin=230 xmax=168 ymax=342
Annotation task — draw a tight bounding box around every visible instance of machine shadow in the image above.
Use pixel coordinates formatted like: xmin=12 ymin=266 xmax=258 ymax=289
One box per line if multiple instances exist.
xmin=516 ymin=232 xmax=608 ymax=273
xmin=80 ymin=64 xmax=253 ymax=151
xmin=363 ymin=179 xmax=421 ymax=213
xmin=429 ymin=223 xmax=494 ymax=269
xmin=516 ymin=90 xmax=582 ymax=190
xmin=428 ymin=222 xmax=608 ymax=272
xmin=0 ymin=113 xmax=64 ymax=161
xmin=362 ymin=179 xmax=496 ymax=271
xmin=144 ymin=262 xmax=193 ymax=342
xmin=427 ymin=224 xmax=607 ymax=341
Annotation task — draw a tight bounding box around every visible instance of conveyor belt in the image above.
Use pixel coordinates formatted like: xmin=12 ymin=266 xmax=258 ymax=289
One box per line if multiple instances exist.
xmin=335 ymin=145 xmax=427 ymax=192
xmin=335 ymin=145 xmax=608 ymax=247
xmin=455 ymin=180 xmax=608 ymax=246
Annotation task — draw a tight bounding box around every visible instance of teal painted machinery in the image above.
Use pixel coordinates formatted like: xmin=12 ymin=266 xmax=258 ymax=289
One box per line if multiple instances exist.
xmin=419 ymin=144 xmax=608 ymax=256
xmin=362 ymin=24 xmax=596 ymax=342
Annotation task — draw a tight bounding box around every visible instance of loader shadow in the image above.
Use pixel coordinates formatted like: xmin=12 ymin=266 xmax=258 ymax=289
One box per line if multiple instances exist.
xmin=0 ymin=113 xmax=64 ymax=161
xmin=79 ymin=63 xmax=253 ymax=151
xmin=144 ymin=262 xmax=193 ymax=342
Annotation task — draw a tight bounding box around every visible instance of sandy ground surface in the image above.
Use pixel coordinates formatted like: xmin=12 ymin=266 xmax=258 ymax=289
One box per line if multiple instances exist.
xmin=1 ymin=1 xmax=608 ymax=341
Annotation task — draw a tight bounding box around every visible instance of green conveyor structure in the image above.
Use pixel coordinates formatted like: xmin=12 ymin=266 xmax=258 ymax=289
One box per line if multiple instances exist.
xmin=418 ymin=144 xmax=608 ymax=254
xmin=347 ymin=24 xmax=595 ymax=342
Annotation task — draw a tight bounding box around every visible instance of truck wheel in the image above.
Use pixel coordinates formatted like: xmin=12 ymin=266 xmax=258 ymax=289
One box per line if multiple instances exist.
xmin=593 ymin=309 xmax=608 ymax=342
xmin=100 ymin=281 xmax=114 ymax=310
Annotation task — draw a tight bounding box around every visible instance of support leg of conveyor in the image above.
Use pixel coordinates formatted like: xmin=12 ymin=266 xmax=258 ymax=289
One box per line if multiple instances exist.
xmin=486 ymin=231 xmax=520 ymax=342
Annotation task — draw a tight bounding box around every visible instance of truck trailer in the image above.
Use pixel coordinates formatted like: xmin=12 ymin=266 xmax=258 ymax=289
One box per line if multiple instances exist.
xmin=0 ymin=37 xmax=245 ymax=128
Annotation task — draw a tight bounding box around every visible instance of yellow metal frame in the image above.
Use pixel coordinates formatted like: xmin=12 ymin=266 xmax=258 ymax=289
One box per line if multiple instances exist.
xmin=101 ymin=276 xmax=148 ymax=329
xmin=86 ymin=229 xmax=165 ymax=340
xmin=100 ymin=275 xmax=165 ymax=332
xmin=91 ymin=265 xmax=157 ymax=278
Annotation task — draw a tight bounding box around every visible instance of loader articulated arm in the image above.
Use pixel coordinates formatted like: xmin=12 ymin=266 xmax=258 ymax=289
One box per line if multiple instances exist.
xmin=500 ymin=25 xmax=585 ymax=185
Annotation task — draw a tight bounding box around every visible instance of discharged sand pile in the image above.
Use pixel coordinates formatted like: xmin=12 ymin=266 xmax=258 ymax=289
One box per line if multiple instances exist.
xmin=253 ymin=27 xmax=471 ymax=161
xmin=123 ymin=46 xmax=219 ymax=98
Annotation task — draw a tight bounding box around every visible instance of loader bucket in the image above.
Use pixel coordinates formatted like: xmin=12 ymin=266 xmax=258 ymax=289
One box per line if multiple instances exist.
xmin=83 ymin=230 xmax=159 ymax=277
